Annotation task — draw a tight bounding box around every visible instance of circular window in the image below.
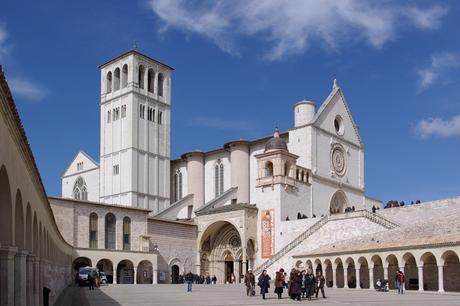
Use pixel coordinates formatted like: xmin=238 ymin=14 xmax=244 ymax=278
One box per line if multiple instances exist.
xmin=330 ymin=144 xmax=347 ymax=176
xmin=334 ymin=115 xmax=344 ymax=135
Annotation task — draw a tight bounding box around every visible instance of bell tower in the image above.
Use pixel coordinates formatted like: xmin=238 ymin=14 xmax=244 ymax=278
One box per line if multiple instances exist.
xmin=99 ymin=50 xmax=173 ymax=213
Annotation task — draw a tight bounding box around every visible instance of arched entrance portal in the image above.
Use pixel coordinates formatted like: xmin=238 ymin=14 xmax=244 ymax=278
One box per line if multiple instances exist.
xmin=73 ymin=257 xmax=92 ymax=272
xmin=97 ymin=259 xmax=114 ymax=284
xmin=117 ymin=260 xmax=134 ymax=284
xmin=330 ymin=190 xmax=348 ymax=214
xmin=137 ymin=260 xmax=153 ymax=284
xmin=199 ymin=221 xmax=251 ymax=284
xmin=171 ymin=265 xmax=180 ymax=284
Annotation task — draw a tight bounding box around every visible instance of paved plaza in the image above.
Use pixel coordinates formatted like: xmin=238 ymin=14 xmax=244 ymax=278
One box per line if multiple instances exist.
xmin=56 ymin=284 xmax=460 ymax=306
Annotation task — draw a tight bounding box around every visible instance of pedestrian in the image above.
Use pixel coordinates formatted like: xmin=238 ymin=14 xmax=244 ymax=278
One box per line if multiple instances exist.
xmin=396 ymin=270 xmax=405 ymax=294
xmin=315 ymin=271 xmax=326 ymax=299
xmin=244 ymin=269 xmax=256 ymax=296
xmin=305 ymin=269 xmax=315 ymax=300
xmin=88 ymin=272 xmax=95 ymax=291
xmin=289 ymin=269 xmax=302 ymax=301
xmin=274 ymin=268 xmax=285 ymax=299
xmin=301 ymin=270 xmax=306 ymax=298
xmin=212 ymin=275 xmax=217 ymax=284
xmin=258 ymin=270 xmax=271 ymax=300
xmin=284 ymin=272 xmax=289 ymax=289
xmin=185 ymin=271 xmax=193 ymax=292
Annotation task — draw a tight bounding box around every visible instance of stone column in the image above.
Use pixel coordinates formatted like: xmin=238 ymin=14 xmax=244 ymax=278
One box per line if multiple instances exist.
xmin=234 ymin=261 xmax=240 ymax=284
xmin=15 ymin=250 xmax=28 ymax=306
xmin=39 ymin=259 xmax=44 ymax=306
xmin=0 ymin=246 xmax=17 ymax=306
xmin=133 ymin=267 xmax=137 ymax=284
xmin=195 ymin=251 xmax=201 ymax=275
xmin=344 ymin=268 xmax=349 ymax=288
xmin=383 ymin=267 xmax=388 ymax=280
xmin=242 ymin=247 xmax=247 ymax=275
xmin=418 ymin=266 xmax=424 ymax=292
xmin=113 ymin=268 xmax=117 ymax=284
xmin=355 ymin=268 xmax=360 ymax=289
xmin=438 ymin=265 xmax=444 ymax=293
xmin=33 ymin=258 xmax=40 ymax=306
xmin=332 ymin=267 xmax=337 ymax=288
xmin=368 ymin=267 xmax=374 ymax=290
xmin=26 ymin=255 xmax=35 ymax=306
xmin=153 ymin=269 xmax=158 ymax=284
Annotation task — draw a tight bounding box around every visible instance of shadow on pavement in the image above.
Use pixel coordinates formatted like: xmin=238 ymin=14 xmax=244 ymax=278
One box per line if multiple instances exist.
xmin=54 ymin=284 xmax=122 ymax=306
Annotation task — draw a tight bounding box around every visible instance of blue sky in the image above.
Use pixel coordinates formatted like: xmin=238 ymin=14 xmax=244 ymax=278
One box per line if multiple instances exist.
xmin=1 ymin=0 xmax=459 ymax=204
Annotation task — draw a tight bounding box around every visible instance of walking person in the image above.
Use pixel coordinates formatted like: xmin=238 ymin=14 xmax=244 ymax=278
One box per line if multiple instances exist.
xmin=244 ymin=269 xmax=256 ymax=296
xmin=289 ymin=269 xmax=302 ymax=301
xmin=396 ymin=270 xmax=406 ymax=294
xmin=305 ymin=269 xmax=315 ymax=301
xmin=301 ymin=270 xmax=306 ymax=298
xmin=88 ymin=271 xmax=95 ymax=291
xmin=315 ymin=271 xmax=326 ymax=299
xmin=274 ymin=269 xmax=285 ymax=299
xmin=185 ymin=271 xmax=193 ymax=292
xmin=258 ymin=270 xmax=271 ymax=300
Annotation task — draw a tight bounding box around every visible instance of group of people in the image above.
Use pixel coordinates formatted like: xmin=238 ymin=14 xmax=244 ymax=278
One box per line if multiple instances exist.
xmin=244 ymin=268 xmax=326 ymax=301
xmin=183 ymin=272 xmax=217 ymax=292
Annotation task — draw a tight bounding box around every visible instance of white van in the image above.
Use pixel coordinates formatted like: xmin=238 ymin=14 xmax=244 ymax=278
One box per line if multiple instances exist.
xmin=78 ymin=266 xmax=97 ymax=286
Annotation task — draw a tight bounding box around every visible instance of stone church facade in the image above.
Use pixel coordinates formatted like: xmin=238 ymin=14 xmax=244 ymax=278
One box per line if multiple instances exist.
xmin=1 ymin=48 xmax=460 ymax=305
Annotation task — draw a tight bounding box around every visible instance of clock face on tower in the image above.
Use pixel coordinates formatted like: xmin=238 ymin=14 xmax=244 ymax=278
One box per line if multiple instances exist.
xmin=331 ymin=144 xmax=346 ymax=176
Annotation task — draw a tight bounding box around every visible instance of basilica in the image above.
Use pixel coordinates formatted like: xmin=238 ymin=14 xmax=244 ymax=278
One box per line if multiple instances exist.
xmin=0 ymin=50 xmax=459 ymax=306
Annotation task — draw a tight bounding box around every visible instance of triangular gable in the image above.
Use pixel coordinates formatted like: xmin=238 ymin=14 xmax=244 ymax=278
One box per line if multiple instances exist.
xmin=313 ymin=84 xmax=363 ymax=147
xmin=62 ymin=150 xmax=99 ymax=177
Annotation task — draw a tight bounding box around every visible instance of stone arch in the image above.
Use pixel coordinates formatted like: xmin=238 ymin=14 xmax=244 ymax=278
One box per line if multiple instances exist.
xmin=0 ymin=165 xmax=12 ymax=245
xmin=329 ymin=190 xmax=348 ymax=214
xmin=117 ymin=259 xmax=134 ymax=284
xmin=420 ymin=251 xmax=438 ymax=291
xmin=73 ymin=257 xmax=92 ymax=272
xmin=169 ymin=258 xmax=183 ymax=284
xmin=334 ymin=258 xmax=344 ymax=288
xmin=385 ymin=254 xmax=399 ymax=289
xmin=106 ymin=71 xmax=112 ymax=93
xmin=157 ymin=73 xmax=164 ymax=96
xmin=323 ymin=259 xmax=333 ymax=287
xmin=314 ymin=258 xmax=322 ymax=274
xmin=137 ymin=260 xmax=153 ymax=284
xmin=138 ymin=65 xmax=145 ymax=89
xmin=121 ymin=64 xmax=128 ymax=88
xmin=402 ymin=252 xmax=418 ymax=290
xmin=306 ymin=259 xmax=313 ymax=270
xmin=358 ymin=256 xmax=370 ymax=289
xmin=113 ymin=67 xmax=120 ymax=91
xmin=441 ymin=250 xmax=460 ymax=292
xmin=33 ymin=212 xmax=38 ymax=255
xmin=25 ymin=203 xmax=32 ymax=252
xmin=14 ymin=190 xmax=25 ymax=249
xmin=147 ymin=68 xmax=155 ymax=93
xmin=265 ymin=161 xmax=274 ymax=177
xmin=345 ymin=257 xmax=356 ymax=288
xmin=96 ymin=258 xmax=114 ymax=284
xmin=371 ymin=254 xmax=384 ymax=287
xmin=295 ymin=260 xmax=304 ymax=270
xmin=105 ymin=213 xmax=116 ymax=249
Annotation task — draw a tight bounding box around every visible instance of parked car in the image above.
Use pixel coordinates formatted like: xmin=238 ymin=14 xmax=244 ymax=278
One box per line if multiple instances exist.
xmin=78 ymin=266 xmax=97 ymax=286
xmin=100 ymin=272 xmax=107 ymax=284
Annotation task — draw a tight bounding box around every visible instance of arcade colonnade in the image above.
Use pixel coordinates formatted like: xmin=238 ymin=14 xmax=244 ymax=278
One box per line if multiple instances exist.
xmin=0 ymin=66 xmax=74 ymax=306
xmin=72 ymin=250 xmax=158 ymax=284
xmin=294 ymin=247 xmax=460 ymax=293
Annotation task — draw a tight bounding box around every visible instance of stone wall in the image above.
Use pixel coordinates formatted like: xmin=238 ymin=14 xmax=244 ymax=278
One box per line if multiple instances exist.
xmin=147 ymin=218 xmax=197 ymax=283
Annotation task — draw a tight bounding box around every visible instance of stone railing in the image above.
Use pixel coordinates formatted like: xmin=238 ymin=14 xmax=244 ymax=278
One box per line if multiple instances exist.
xmin=253 ymin=210 xmax=400 ymax=275
xmin=253 ymin=215 xmax=329 ymax=275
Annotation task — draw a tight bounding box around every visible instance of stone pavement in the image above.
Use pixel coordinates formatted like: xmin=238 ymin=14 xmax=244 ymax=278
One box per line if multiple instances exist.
xmin=58 ymin=284 xmax=460 ymax=306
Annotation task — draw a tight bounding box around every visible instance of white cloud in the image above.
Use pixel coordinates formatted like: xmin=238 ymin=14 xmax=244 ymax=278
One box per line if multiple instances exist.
xmin=0 ymin=25 xmax=8 ymax=60
xmin=417 ymin=52 xmax=460 ymax=91
xmin=414 ymin=115 xmax=460 ymax=139
xmin=149 ymin=0 xmax=448 ymax=60
xmin=8 ymin=77 xmax=48 ymax=102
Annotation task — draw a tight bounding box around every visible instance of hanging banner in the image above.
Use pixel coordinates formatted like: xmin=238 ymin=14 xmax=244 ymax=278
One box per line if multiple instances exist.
xmin=261 ymin=209 xmax=274 ymax=259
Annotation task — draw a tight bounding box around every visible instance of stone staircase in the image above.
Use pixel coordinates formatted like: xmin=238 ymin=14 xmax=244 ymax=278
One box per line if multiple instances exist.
xmin=253 ymin=210 xmax=399 ymax=275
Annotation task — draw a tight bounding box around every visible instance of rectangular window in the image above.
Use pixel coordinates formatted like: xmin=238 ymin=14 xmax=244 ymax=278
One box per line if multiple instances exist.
xmin=139 ymin=104 xmax=145 ymax=119
xmin=158 ymin=111 xmax=163 ymax=125
xmin=113 ymin=164 xmax=119 ymax=175
xmin=107 ymin=110 xmax=111 ymax=123
xmin=77 ymin=162 xmax=83 ymax=171
xmin=121 ymin=105 xmax=126 ymax=118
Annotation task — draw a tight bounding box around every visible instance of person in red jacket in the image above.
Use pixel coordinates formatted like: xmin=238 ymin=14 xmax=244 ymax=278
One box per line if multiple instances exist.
xmin=396 ymin=270 xmax=406 ymax=294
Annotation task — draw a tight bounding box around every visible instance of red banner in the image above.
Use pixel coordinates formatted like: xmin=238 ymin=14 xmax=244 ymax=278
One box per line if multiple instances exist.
xmin=261 ymin=209 xmax=274 ymax=259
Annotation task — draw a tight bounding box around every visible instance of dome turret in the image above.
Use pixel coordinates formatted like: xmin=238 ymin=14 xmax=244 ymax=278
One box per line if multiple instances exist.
xmin=264 ymin=129 xmax=288 ymax=152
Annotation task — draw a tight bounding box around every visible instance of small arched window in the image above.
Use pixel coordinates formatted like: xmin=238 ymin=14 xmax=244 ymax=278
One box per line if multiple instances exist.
xmin=265 ymin=161 xmax=274 ymax=177
xmin=89 ymin=213 xmax=98 ymax=248
xmin=114 ymin=68 xmax=120 ymax=91
xmin=158 ymin=73 xmax=164 ymax=96
xmin=284 ymin=162 xmax=290 ymax=177
xmin=147 ymin=69 xmax=155 ymax=93
xmin=105 ymin=213 xmax=116 ymax=249
xmin=138 ymin=65 xmax=145 ymax=89
xmin=123 ymin=217 xmax=131 ymax=251
xmin=214 ymin=160 xmax=224 ymax=198
xmin=73 ymin=176 xmax=88 ymax=200
xmin=106 ymin=71 xmax=112 ymax=93
xmin=174 ymin=170 xmax=183 ymax=202
xmin=122 ymin=64 xmax=128 ymax=88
